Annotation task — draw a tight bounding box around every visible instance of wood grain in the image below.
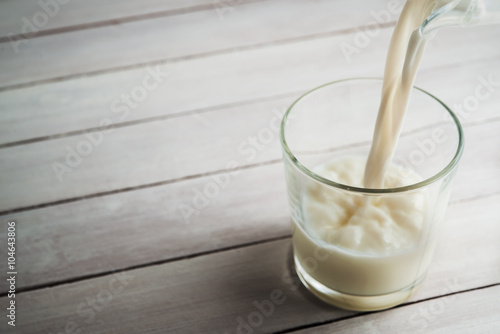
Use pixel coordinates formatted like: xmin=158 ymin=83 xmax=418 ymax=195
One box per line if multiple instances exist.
xmin=1 ymin=193 xmax=499 ymax=332
xmin=0 ymin=92 xmax=498 ymax=212
xmin=296 ymin=285 xmax=500 ymax=333
xmin=0 ymin=25 xmax=499 ymax=146
xmin=0 ymin=0 xmax=498 ymax=332
xmin=1 ymin=134 xmax=499 ymax=294
xmin=0 ymin=0 xmax=399 ymax=89
xmin=0 ymin=163 xmax=291 ymax=292
xmin=0 ymin=0 xmax=222 ymax=38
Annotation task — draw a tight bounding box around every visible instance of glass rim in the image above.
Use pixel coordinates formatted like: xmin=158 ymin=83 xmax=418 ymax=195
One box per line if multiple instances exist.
xmin=279 ymin=77 xmax=465 ymax=194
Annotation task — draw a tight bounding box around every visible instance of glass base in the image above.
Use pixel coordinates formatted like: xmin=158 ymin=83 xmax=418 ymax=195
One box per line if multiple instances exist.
xmin=294 ymin=256 xmax=423 ymax=312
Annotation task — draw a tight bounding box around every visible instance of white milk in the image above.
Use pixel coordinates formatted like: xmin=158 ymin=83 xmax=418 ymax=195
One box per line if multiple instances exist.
xmin=364 ymin=0 xmax=438 ymax=188
xmin=293 ymin=156 xmax=437 ymax=297
xmin=293 ymin=0 xmax=447 ymax=304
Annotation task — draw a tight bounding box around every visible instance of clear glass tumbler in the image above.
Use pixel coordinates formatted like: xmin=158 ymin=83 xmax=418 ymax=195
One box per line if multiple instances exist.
xmin=280 ymin=78 xmax=464 ymax=311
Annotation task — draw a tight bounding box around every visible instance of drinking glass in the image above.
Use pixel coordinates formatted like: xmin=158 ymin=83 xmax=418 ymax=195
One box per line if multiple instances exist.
xmin=280 ymin=78 xmax=464 ymax=311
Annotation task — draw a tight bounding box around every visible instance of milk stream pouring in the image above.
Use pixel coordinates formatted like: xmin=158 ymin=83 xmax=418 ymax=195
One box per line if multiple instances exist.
xmin=291 ymin=0 xmax=498 ymax=310
xmin=365 ymin=0 xmax=500 ymax=188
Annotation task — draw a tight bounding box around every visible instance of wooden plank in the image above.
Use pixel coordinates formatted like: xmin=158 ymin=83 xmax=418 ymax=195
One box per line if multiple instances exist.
xmin=0 ymin=238 xmax=352 ymax=334
xmin=0 ymin=1 xmax=496 ymax=331
xmin=0 ymin=96 xmax=290 ymax=210
xmin=0 ymin=163 xmax=290 ymax=292
xmin=1 ymin=25 xmax=499 ymax=146
xmin=0 ymin=127 xmax=499 ymax=294
xmin=0 ymin=0 xmax=220 ymax=39
xmin=0 ymin=0 xmax=399 ymax=88
xmin=1 ymin=193 xmax=499 ymax=332
xmin=295 ymin=285 xmax=500 ymax=333
xmin=0 ymin=83 xmax=498 ymax=213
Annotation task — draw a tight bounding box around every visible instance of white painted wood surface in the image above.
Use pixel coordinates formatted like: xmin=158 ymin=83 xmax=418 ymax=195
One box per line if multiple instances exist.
xmin=0 ymin=0 xmax=233 ymax=38
xmin=0 ymin=0 xmax=499 ymax=333
xmin=296 ymin=285 xmax=500 ymax=333
xmin=0 ymin=0 xmax=399 ymax=89
xmin=0 ymin=194 xmax=499 ymax=332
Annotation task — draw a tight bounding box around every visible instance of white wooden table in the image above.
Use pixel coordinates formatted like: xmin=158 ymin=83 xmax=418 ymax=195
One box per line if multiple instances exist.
xmin=0 ymin=0 xmax=499 ymax=333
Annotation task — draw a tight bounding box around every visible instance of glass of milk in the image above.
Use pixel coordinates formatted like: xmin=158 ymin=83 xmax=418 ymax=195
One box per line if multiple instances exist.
xmin=280 ymin=78 xmax=464 ymax=311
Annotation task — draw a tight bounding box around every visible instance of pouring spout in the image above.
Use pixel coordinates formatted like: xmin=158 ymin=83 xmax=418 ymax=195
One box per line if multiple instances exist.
xmin=419 ymin=0 xmax=500 ymax=39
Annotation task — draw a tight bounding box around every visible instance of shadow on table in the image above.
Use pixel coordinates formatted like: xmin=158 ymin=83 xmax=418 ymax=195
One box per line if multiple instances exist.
xmin=201 ymin=237 xmax=355 ymax=332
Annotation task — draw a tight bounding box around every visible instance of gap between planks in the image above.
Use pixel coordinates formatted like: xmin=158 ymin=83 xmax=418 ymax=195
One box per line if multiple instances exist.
xmin=0 ymin=0 xmax=271 ymax=44
xmin=0 ymin=234 xmax=291 ymax=298
xmin=0 ymin=90 xmax=303 ymax=149
xmin=1 ymin=189 xmax=499 ymax=298
xmin=0 ymin=53 xmax=497 ymax=150
xmin=0 ymin=21 xmax=396 ymax=93
xmin=274 ymin=282 xmax=500 ymax=334
xmin=0 ymin=158 xmax=281 ymax=216
xmin=0 ymin=115 xmax=498 ymax=217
